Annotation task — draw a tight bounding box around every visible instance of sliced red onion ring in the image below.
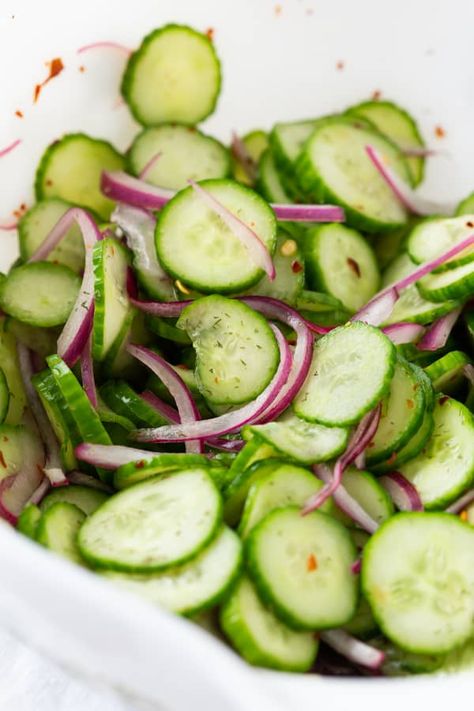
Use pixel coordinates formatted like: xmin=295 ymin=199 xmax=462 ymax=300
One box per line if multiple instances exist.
xmin=67 ymin=470 xmax=114 ymax=492
xmin=0 ymin=476 xmax=19 ymax=524
xmin=140 ymin=390 xmax=180 ymax=424
xmin=231 ymin=132 xmax=258 ymax=184
xmin=304 ymin=405 xmax=382 ymax=515
xmin=0 ymin=138 xmax=21 ymax=159
xmin=365 ymin=145 xmax=455 ymax=216
xmin=271 ymin=204 xmax=345 ymax=223
xmin=0 ymin=450 xmax=46 ymax=522
xmin=17 ymin=344 xmax=68 ymax=487
xmin=0 ymin=221 xmax=18 ymax=231
xmin=28 ymin=207 xmax=101 ymax=365
xmin=129 ymin=296 xmax=190 ymax=318
xmin=382 ymin=322 xmax=425 ymax=345
xmin=189 ymin=179 xmax=275 ymax=280
xmin=416 ymin=306 xmax=462 ymax=351
xmin=75 ymin=443 xmax=157 ymax=470
xmin=127 ymin=345 xmax=203 ymax=454
xmin=77 ymin=41 xmax=131 ymax=55
xmin=102 ymin=171 xmax=175 ymax=210
xmin=112 ymin=204 xmax=176 ymax=301
xmin=80 ymin=335 xmax=98 ymax=408
xmin=401 ymin=146 xmax=437 ymax=158
xmin=446 ymin=489 xmax=474 ymax=514
xmin=311 ymin=464 xmax=379 ymax=534
xmin=353 ymin=287 xmax=399 ymax=327
xmin=351 ymin=559 xmax=362 ymax=575
xmin=130 ymin=326 xmax=292 ymax=443
xmin=380 ymin=472 xmax=423 ymax=511
xmin=206 ymin=438 xmax=245 ymax=453
xmin=27 ymin=477 xmax=51 ymax=506
xmin=320 ymin=630 xmax=385 ymax=671
xmin=139 ymin=151 xmax=162 ymax=180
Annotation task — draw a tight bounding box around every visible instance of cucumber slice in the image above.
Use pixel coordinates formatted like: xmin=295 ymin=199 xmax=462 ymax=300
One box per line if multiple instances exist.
xmin=371 ymin=637 xmax=444 ymax=676
xmin=146 ymin=315 xmax=191 ymax=345
xmin=5 ymin=319 xmax=59 ymax=359
xmin=18 ymin=198 xmax=85 ymax=273
xmin=98 ymin=398 xmax=135 ymax=433
xmin=0 ymin=319 xmax=27 ymax=425
xmin=257 ymin=149 xmax=292 ymax=203
xmin=366 ymin=358 xmax=425 ymax=466
xmin=408 ymin=215 xmax=474 ymax=271
xmin=32 ymin=370 xmax=78 ymax=471
xmin=340 ymin=467 xmax=394 ymax=525
xmin=362 ymin=512 xmax=474 ymax=654
xmin=248 ymin=232 xmax=304 ymax=306
xmin=456 ymin=192 xmax=474 ymax=216
xmin=245 ymin=410 xmax=348 ymax=466
xmin=399 ymin=396 xmax=474 ymax=508
xmin=381 ymin=253 xmax=459 ymax=326
xmin=417 ymin=261 xmax=474 ymax=302
xmin=223 ymin=446 xmax=279 ymax=526
xmin=79 ymin=468 xmax=222 ymax=572
xmin=0 ymin=369 xmax=9 ymax=425
xmin=424 ymin=351 xmax=471 ymax=394
xmin=296 ymin=117 xmax=410 ymax=232
xmin=246 ymin=506 xmax=358 ymax=630
xmin=343 ymin=595 xmax=378 ymax=638
xmin=270 ymin=119 xmax=318 ymax=174
xmin=239 ymin=462 xmax=333 ymax=538
xmin=0 ymin=262 xmax=80 ymax=328
xmin=0 ymin=425 xmax=44 ymax=516
xmin=105 ymin=526 xmax=241 ymax=616
xmin=121 ymin=24 xmax=221 ymax=126
xmin=156 ymin=179 xmax=277 ymax=294
xmin=372 ymin=409 xmax=435 ymax=474
xmin=409 ymin=362 xmax=435 ymax=412
xmin=92 ymin=237 xmax=133 ymax=362
xmin=294 ymin=322 xmax=396 ymax=426
xmin=233 ymin=130 xmax=269 ymax=186
xmin=35 ymin=133 xmax=124 ymax=219
xmin=346 ymin=100 xmax=425 ymax=186
xmin=100 ymin=380 xmax=167 ymax=428
xmin=17 ymin=503 xmax=42 ymax=540
xmin=296 ymin=289 xmax=347 ymax=314
xmin=128 ymin=124 xmax=230 ymax=190
xmin=114 ymin=453 xmax=209 ymax=489
xmin=177 ymin=296 xmax=279 ymax=406
xmin=220 ymin=576 xmax=318 ymax=672
xmin=40 ymin=485 xmax=108 ymax=515
xmin=303 ymin=224 xmax=380 ymax=312
xmin=36 ymin=502 xmax=86 ymax=565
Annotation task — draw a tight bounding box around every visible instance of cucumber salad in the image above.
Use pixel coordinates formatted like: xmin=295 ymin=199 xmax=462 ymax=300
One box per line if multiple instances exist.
xmin=2 ymin=23 xmax=474 ymax=677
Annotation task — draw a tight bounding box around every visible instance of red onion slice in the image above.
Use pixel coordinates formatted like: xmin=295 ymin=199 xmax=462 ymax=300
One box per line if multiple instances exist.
xmin=353 ymin=287 xmax=399 ymax=326
xmin=27 ymin=477 xmax=51 ymax=506
xmin=380 ymin=472 xmax=423 ymax=511
xmin=75 ymin=443 xmax=158 ymax=470
xmin=139 ymin=151 xmax=162 ymax=180
xmin=365 ymin=145 xmax=454 ymax=216
xmin=351 ymin=559 xmax=362 ymax=575
xmin=77 ymin=41 xmax=131 ymax=55
xmin=130 ymin=326 xmax=292 ymax=443
xmin=446 ymin=488 xmax=474 ymax=514
xmin=231 ymin=132 xmax=258 ymax=184
xmin=382 ymin=322 xmax=425 ymax=345
xmin=17 ymin=344 xmax=68 ymax=487
xmin=0 ymin=476 xmax=19 ymax=524
xmin=127 ymin=345 xmax=203 ymax=454
xmin=271 ymin=204 xmax=345 ymax=223
xmin=140 ymin=390 xmax=180 ymax=424
xmin=28 ymin=207 xmax=101 ymax=366
xmin=320 ymin=630 xmax=385 ymax=671
xmin=67 ymin=470 xmax=114 ymax=492
xmin=0 ymin=139 xmax=21 ymax=159
xmin=416 ymin=306 xmax=462 ymax=351
xmin=0 ymin=221 xmax=19 ymax=231
xmin=80 ymin=335 xmax=98 ymax=408
xmin=102 ymin=171 xmax=175 ymax=210
xmin=189 ymin=179 xmax=275 ymax=280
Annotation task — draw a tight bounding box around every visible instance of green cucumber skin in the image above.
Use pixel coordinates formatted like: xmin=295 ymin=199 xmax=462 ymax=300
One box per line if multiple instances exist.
xmin=121 ymin=24 xmax=221 ymax=127
xmin=0 ymin=368 xmax=9 ymax=425
xmin=114 ymin=453 xmax=210 ymax=489
xmin=455 ymin=192 xmax=474 ymax=216
xmin=17 ymin=504 xmax=42 ymax=540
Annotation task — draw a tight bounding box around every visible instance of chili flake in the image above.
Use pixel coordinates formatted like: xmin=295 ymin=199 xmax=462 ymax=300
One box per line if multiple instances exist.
xmin=347 ymin=257 xmax=361 ymax=277
xmin=135 ymin=460 xmax=146 ymax=469
xmin=434 ymin=125 xmax=446 ymax=139
xmin=33 ymin=57 xmax=65 ymax=103
xmin=205 ymin=27 xmax=215 ymax=41
xmin=460 ymin=510 xmax=468 ymax=522
xmin=275 ymin=4 xmax=282 ymax=15
xmin=0 ymin=451 xmax=6 ymax=468
xmin=336 ymin=60 xmax=345 ymax=71
xmin=15 ymin=110 xmax=23 ymax=118
xmin=406 ymin=399 xmax=414 ymax=409
xmin=291 ymin=260 xmax=303 ymax=274
xmin=371 ymin=89 xmax=382 ymax=101
xmin=307 ymin=553 xmax=318 ymax=571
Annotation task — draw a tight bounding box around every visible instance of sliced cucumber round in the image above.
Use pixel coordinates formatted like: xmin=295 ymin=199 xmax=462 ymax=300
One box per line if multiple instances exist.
xmin=100 ymin=380 xmax=167 ymax=428
xmin=114 ymin=453 xmax=209 ymax=489
xmin=362 ymin=512 xmax=474 ymax=654
xmin=248 ymin=232 xmax=304 ymax=306
xmin=340 ymin=467 xmax=394 ymax=525
xmin=408 ymin=215 xmax=474 ymax=271
xmin=223 ymin=448 xmax=279 ymax=526
xmin=17 ymin=503 xmax=42 ymax=540
xmin=295 ymin=117 xmax=410 ymax=233
xmin=399 ymin=396 xmax=474 ymax=509
xmin=417 ymin=261 xmax=474 ymax=302
xmin=233 ymin=130 xmax=269 ymax=186
xmin=303 ymin=223 xmax=380 ymax=312
xmin=128 ymin=124 xmax=230 ymax=190
xmin=18 ymin=198 xmax=85 ymax=273
xmin=0 ymin=319 xmax=27 ymax=425
xmin=424 ymin=351 xmax=471 ymax=394
xmin=78 ymin=468 xmax=222 ymax=572
xmin=40 ymin=485 xmax=108 ymax=516
xmin=456 ymin=192 xmax=474 ymax=216
xmin=257 ymin=149 xmax=292 ymax=203
xmin=0 ymin=262 xmax=80 ymax=328
xmin=246 ymin=506 xmax=358 ymax=630
xmin=270 ymin=119 xmax=318 ymax=174
xmin=220 ymin=576 xmax=318 ymax=672
xmin=372 ymin=409 xmax=435 ymax=474
xmin=36 ymin=502 xmax=86 ymax=565
xmin=155 ymin=179 xmax=277 ymax=294
xmin=294 ymin=321 xmax=396 ymax=426
xmin=105 ymin=526 xmax=241 ymax=616
xmin=35 ymin=133 xmax=124 ymax=220
xmin=177 ymin=295 xmax=279 ymax=406
xmin=121 ymin=24 xmax=221 ymax=126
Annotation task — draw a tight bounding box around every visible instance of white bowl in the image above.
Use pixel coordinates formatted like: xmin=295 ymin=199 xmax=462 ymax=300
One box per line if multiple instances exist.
xmin=0 ymin=0 xmax=473 ymax=709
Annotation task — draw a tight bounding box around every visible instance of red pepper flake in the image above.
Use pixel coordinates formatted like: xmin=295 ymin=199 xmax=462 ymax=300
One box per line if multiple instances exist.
xmin=177 ymin=363 xmax=190 ymax=370
xmin=33 ymin=57 xmax=65 ymax=104
xmin=205 ymin=27 xmax=214 ymax=41
xmin=15 ymin=110 xmax=23 ymax=118
xmin=406 ymin=399 xmax=414 ymax=409
xmin=135 ymin=460 xmax=146 ymax=469
xmin=0 ymin=451 xmax=6 ymax=468
xmin=306 ymin=553 xmax=318 ymax=572
xmin=12 ymin=203 xmax=28 ymax=219
xmin=371 ymin=89 xmax=382 ymax=101
xmin=386 ymin=451 xmax=398 ymax=467
xmin=347 ymin=257 xmax=361 ymax=277
xmin=79 ymin=65 xmax=86 ymax=73
xmin=466 ymin=221 xmax=474 ymax=228
xmin=291 ymin=260 xmax=303 ymax=274
xmin=274 ymin=4 xmax=282 ymax=15
xmin=336 ymin=60 xmax=345 ymax=71
xmin=460 ymin=510 xmax=468 ymax=522
xmin=434 ymin=125 xmax=446 ymax=139
xmin=439 ymin=395 xmax=449 ymax=405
